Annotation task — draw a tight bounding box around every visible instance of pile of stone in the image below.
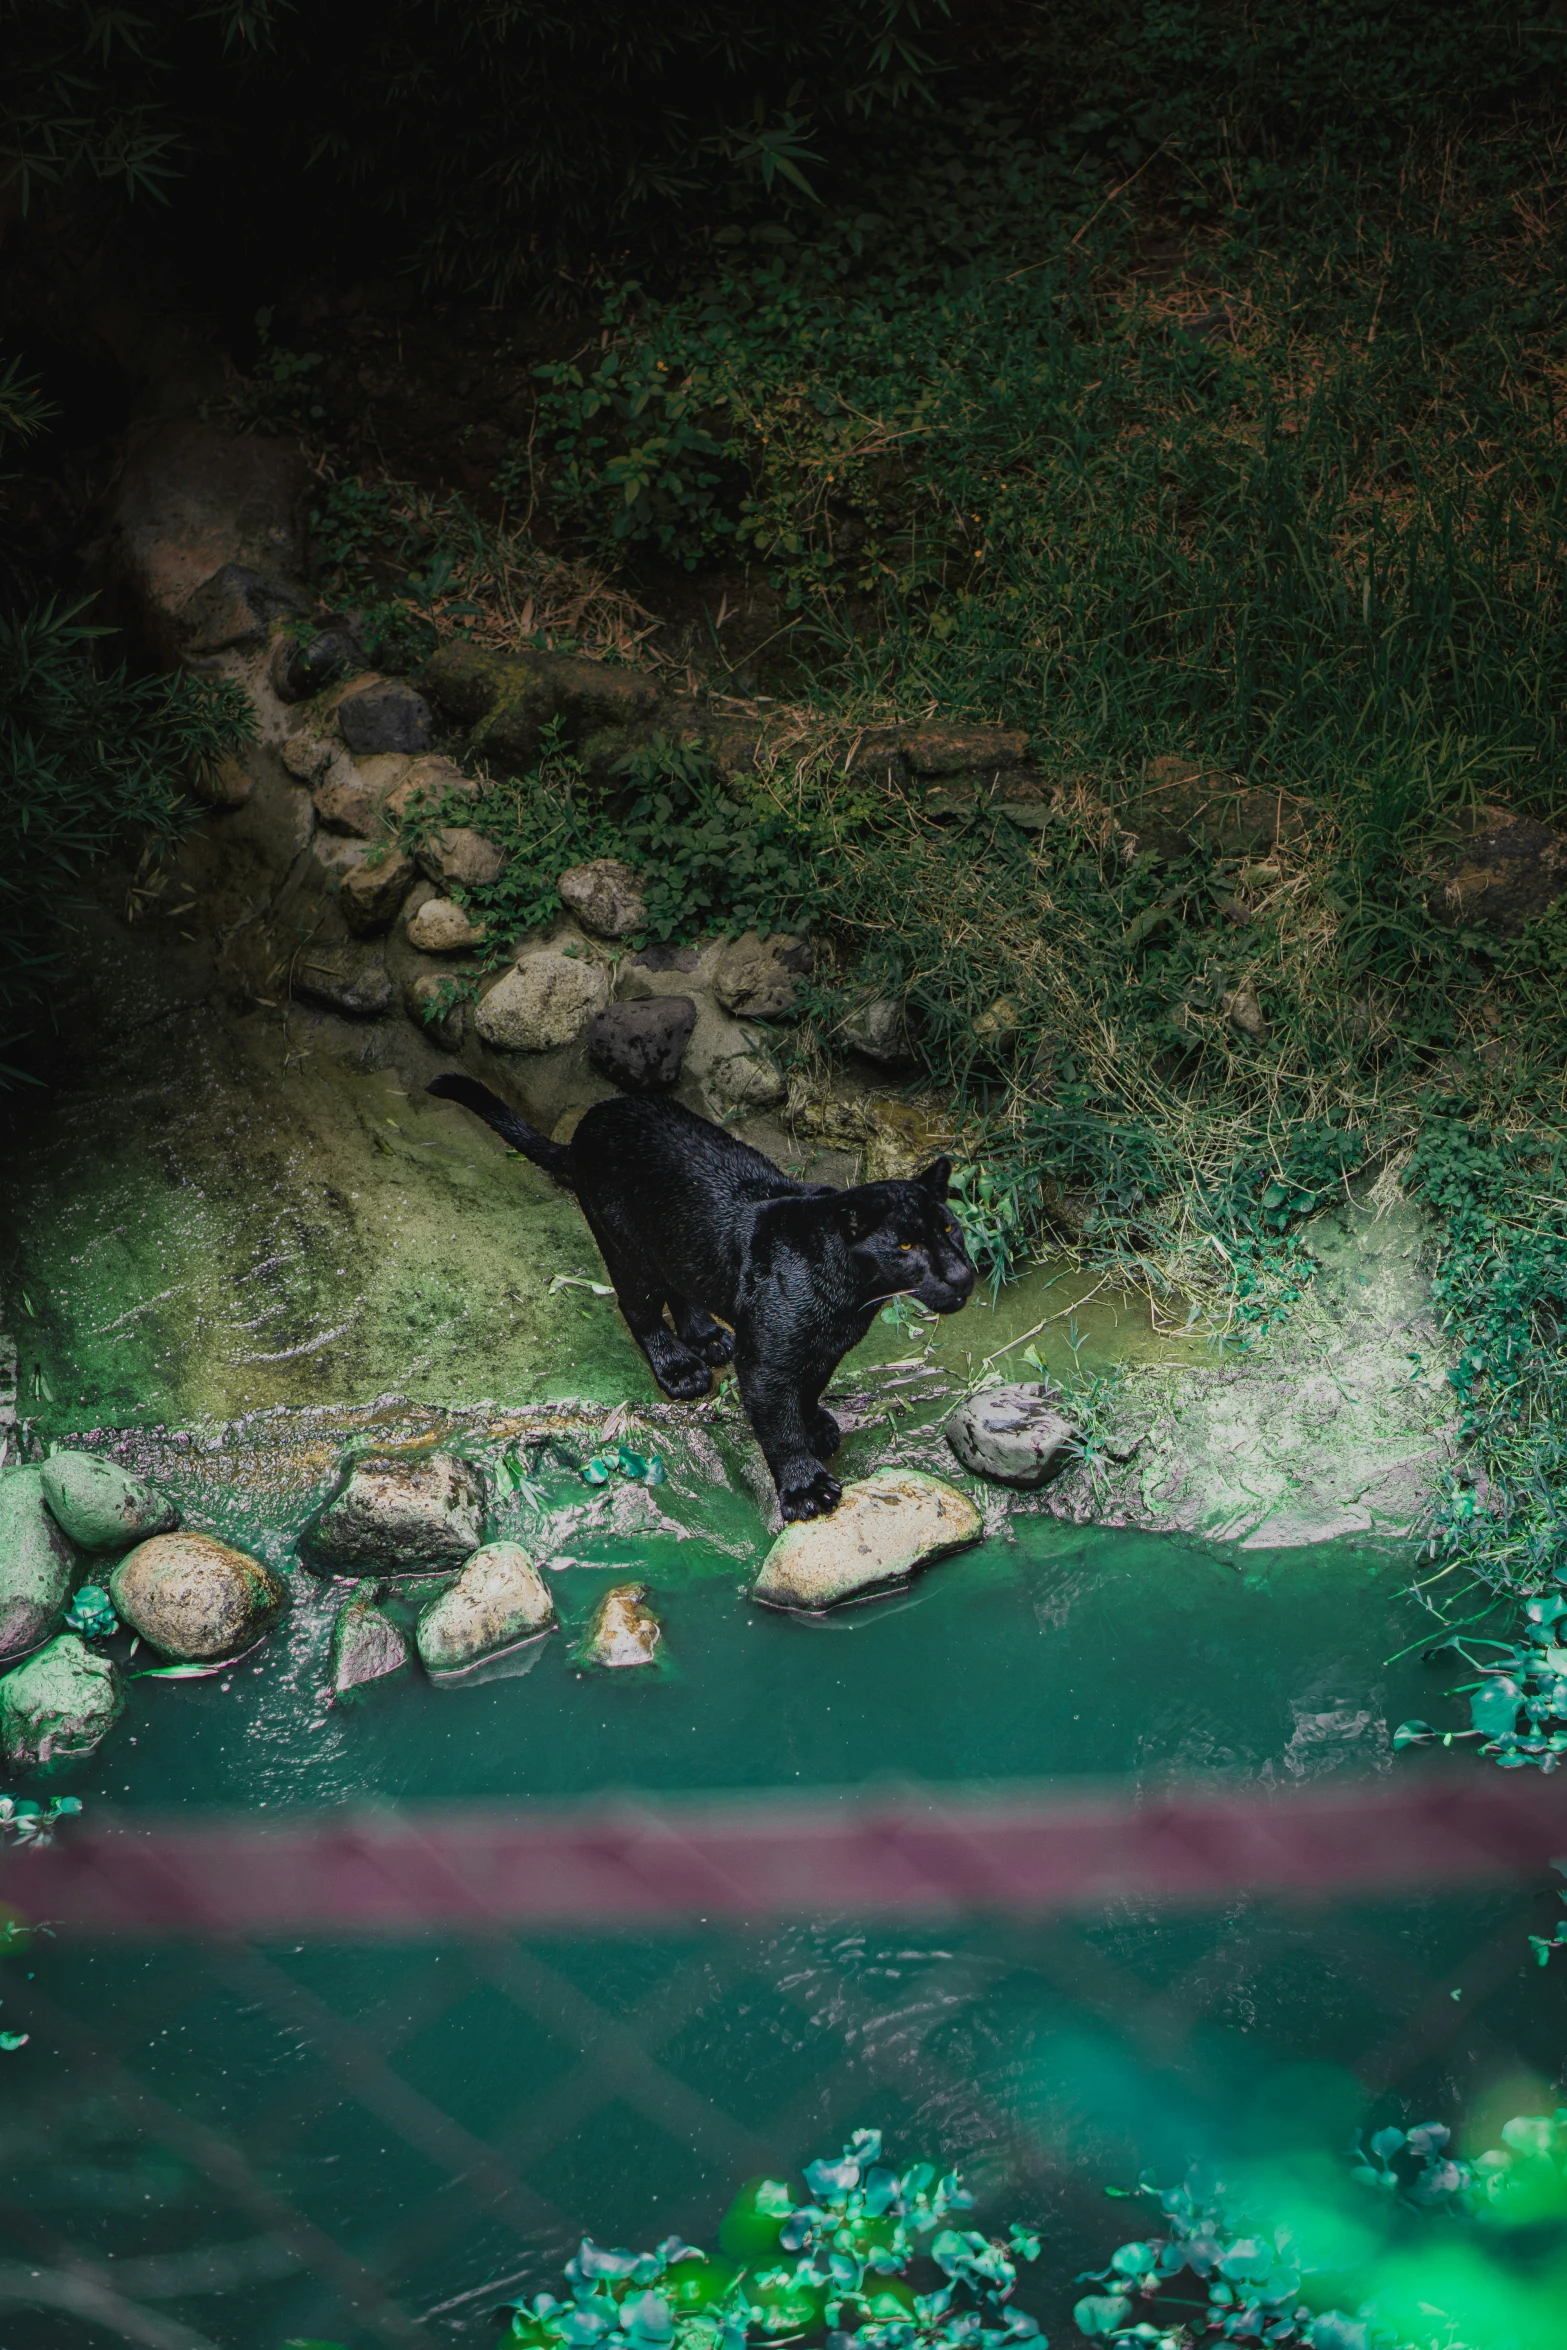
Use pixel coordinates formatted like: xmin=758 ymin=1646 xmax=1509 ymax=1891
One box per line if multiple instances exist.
xmin=0 ymin=1451 xmax=287 ymax=1770
xmin=302 ymin=1447 xmax=664 ymax=1692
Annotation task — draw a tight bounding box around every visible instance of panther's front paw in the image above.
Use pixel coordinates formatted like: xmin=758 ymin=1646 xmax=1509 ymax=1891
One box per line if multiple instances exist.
xmin=778 ymin=1465 xmax=842 ymax=1521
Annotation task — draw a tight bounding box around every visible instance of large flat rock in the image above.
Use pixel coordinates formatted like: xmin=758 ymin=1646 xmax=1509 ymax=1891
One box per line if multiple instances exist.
xmin=752 ymin=1469 xmax=983 ymax=1612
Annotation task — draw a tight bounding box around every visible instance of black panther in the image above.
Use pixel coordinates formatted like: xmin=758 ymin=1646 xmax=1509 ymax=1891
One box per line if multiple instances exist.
xmin=427 ymin=1075 xmax=975 ymax=1520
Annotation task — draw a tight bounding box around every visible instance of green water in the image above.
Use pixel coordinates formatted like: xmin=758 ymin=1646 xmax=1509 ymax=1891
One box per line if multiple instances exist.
xmin=0 ymin=959 xmax=1559 ymax=2350
xmin=2 ymin=1452 xmax=1561 ymax=2350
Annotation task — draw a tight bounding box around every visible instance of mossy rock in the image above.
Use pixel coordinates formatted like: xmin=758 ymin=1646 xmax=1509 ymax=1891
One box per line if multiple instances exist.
xmin=40 ymin=1450 xmax=178 ymax=1550
xmin=421 ymin=642 xmax=658 ymax=775
xmin=0 ymin=1634 xmax=122 ymax=1770
xmin=416 ymin=1541 xmax=556 ymax=1677
xmin=111 ymin=1531 xmax=287 ymax=1661
xmin=0 ymin=1466 xmax=76 ymax=1664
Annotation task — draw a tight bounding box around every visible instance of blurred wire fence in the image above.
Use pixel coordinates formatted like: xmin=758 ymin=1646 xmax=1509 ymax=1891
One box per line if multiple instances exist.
xmin=0 ymin=1774 xmax=1563 ymax=2350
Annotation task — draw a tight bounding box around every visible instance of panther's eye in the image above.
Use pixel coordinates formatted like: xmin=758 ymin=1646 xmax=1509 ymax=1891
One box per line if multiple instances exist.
xmin=899 ymin=1241 xmax=912 ymax=1251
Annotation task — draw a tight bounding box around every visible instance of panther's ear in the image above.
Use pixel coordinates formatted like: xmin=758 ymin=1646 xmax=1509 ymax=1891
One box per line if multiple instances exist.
xmin=837 ymin=1190 xmax=878 ymax=1243
xmin=916 ymin=1156 xmax=953 ymax=1200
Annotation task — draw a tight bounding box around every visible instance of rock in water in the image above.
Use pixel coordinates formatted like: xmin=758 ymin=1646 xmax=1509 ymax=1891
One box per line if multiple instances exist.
xmin=110 ymin=1532 xmax=287 ymax=1661
xmin=577 ymin=1581 xmax=662 ymax=1668
xmin=330 ymin=1586 xmax=410 ymax=1695
xmin=302 ymin=1451 xmax=488 ymax=1575
xmin=0 ymin=1635 xmax=123 ymax=1769
xmin=945 ymin=1386 xmax=1078 ymax=1488
xmin=40 ymin=1451 xmax=179 ymax=1550
xmin=752 ymin=1470 xmax=983 ymax=1611
xmin=416 ymin=1542 xmax=556 ymax=1676
xmin=0 ymin=1466 xmax=77 ymax=1663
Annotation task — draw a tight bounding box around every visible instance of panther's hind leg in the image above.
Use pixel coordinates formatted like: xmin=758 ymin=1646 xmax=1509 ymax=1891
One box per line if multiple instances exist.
xmin=592 ymin=1242 xmax=712 ymax=1402
xmin=668 ymin=1292 xmax=735 ymax=1369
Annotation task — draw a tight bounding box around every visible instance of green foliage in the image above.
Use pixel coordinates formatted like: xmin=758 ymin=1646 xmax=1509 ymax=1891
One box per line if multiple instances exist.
xmin=453 ymin=726 xmax=832 ymax=952
xmin=0 ymin=596 xmax=253 ymax=1078
xmin=1390 ymin=1120 xmax=1567 ymax=1767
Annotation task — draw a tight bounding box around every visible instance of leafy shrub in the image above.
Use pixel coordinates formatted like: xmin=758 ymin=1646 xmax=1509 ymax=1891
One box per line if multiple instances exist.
xmin=441 ymin=726 xmax=834 ymax=952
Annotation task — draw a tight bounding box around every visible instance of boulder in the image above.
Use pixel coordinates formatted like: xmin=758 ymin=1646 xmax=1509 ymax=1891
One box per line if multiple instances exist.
xmin=407 ymin=896 xmax=483 ymax=953
xmin=416 ymin=1541 xmax=556 ymax=1676
xmin=191 ymin=752 xmax=254 ymax=809
xmin=341 ymin=850 xmax=417 ymax=935
xmin=281 ymin=731 xmax=335 ymax=783
xmin=329 ymin=1586 xmax=411 ymax=1696
xmin=945 ymin=1386 xmax=1078 ymax=1488
xmin=313 ymin=770 xmax=383 ymax=837
xmin=110 ymin=1531 xmax=287 ymax=1661
xmin=421 ymin=641 xmax=659 ymax=773
xmin=684 ymin=1005 xmax=785 ymax=1111
xmin=40 ymin=1452 xmax=178 ymax=1551
xmin=476 ymin=951 xmax=610 ymax=1051
xmin=587 ymin=997 xmax=696 ymax=1090
xmin=902 ymin=725 xmax=1029 ymax=776
xmin=576 ymin=1580 xmax=662 ymax=1668
xmin=0 ymin=1636 xmax=123 ymax=1770
xmin=417 ymin=826 xmax=505 ymax=890
xmin=338 ymin=678 xmax=433 ymax=756
xmin=1223 ymin=982 xmax=1267 ymax=1039
xmin=0 ymin=1466 xmax=76 ymax=1663
xmin=752 ymin=1470 xmax=983 ymax=1611
xmin=841 ymin=998 xmax=918 ymax=1068
xmin=404 ymin=970 xmax=466 ymax=1047
xmin=273 ymin=621 xmax=363 ymax=703
xmin=293 ymin=948 xmax=394 ymax=1018
xmin=712 ymin=932 xmax=813 ymax=1019
xmin=176 ymin=561 xmax=307 ymax=656
xmin=382 ymin=754 xmax=477 ymax=824
xmin=557 ymin=859 xmax=646 ymax=940
xmin=106 ymin=417 xmax=307 ymax=666
xmin=1126 ymin=759 xmax=1307 ymax=861
xmin=302 ymin=1450 xmax=488 ymax=1576
xmin=1435 ymin=812 xmax=1567 ymax=935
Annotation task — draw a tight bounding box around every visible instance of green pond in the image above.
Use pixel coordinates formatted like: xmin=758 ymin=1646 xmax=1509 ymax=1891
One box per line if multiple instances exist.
xmin=0 ymin=994 xmax=1560 ymax=2350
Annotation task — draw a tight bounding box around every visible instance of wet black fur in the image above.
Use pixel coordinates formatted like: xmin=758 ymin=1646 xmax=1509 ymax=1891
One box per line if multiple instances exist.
xmin=427 ymin=1075 xmax=975 ymax=1520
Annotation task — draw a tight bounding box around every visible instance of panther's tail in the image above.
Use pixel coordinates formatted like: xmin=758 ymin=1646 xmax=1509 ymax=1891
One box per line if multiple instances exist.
xmin=426 ymin=1074 xmax=575 ymax=1185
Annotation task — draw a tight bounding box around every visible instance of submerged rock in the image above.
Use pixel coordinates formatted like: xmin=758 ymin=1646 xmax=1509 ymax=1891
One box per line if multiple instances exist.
xmin=330 ymin=1585 xmax=411 ymax=1696
xmin=752 ymin=1470 xmax=983 ymax=1611
xmin=0 ymin=1466 xmax=77 ymax=1663
xmin=577 ymin=1580 xmax=662 ymax=1668
xmin=110 ymin=1531 xmax=287 ymax=1661
xmin=0 ymin=1635 xmax=123 ymax=1769
xmin=302 ymin=1450 xmax=488 ymax=1576
xmin=416 ymin=1541 xmax=556 ymax=1676
xmin=945 ymin=1386 xmax=1078 ymax=1489
xmin=40 ymin=1451 xmax=178 ymax=1550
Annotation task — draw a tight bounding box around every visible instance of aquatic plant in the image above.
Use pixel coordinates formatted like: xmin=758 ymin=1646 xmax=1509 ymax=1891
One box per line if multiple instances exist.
xmin=492 ymin=2119 xmax=1567 ymax=2350
xmin=499 ymin=2130 xmax=1041 ymax=2350
xmin=0 ymin=1793 xmax=80 ymax=1848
